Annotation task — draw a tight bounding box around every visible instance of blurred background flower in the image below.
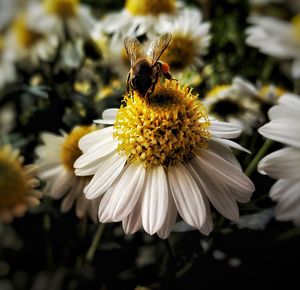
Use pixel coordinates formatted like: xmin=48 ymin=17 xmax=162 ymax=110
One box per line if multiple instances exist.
xmin=0 ymin=0 xmax=299 ymax=289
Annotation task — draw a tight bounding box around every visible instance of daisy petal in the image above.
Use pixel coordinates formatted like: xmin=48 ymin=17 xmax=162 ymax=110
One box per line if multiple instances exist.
xmin=157 ymin=191 xmax=177 ymax=239
xmin=190 ymin=154 xmax=239 ymax=221
xmin=258 ymin=120 xmax=300 ymax=148
xmin=258 ymin=147 xmax=300 ymax=180
xmin=141 ymin=165 xmax=168 ymax=235
xmin=168 ymin=163 xmax=206 ymax=229
xmin=209 ymin=120 xmax=241 ymax=139
xmin=84 ymin=152 xmax=127 ymax=199
xmin=211 ymin=137 xmax=251 ymax=154
xmin=100 ymin=162 xmax=146 ymax=222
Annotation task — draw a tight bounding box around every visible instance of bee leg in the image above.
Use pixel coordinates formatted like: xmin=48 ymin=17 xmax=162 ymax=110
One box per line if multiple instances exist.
xmin=126 ymin=72 xmax=131 ymax=93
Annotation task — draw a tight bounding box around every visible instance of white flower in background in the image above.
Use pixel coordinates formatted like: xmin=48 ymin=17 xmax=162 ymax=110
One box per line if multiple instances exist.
xmin=6 ymin=14 xmax=58 ymax=65
xmin=0 ymin=103 xmax=16 ymax=133
xmin=155 ymin=8 xmax=211 ymax=72
xmin=0 ymin=35 xmax=16 ymax=88
xmin=0 ymin=0 xmax=17 ymax=30
xmin=75 ymin=80 xmax=254 ymax=239
xmin=258 ymin=93 xmax=300 ymax=226
xmin=27 ymin=0 xmax=96 ymax=40
xmin=203 ymin=80 xmax=262 ymax=134
xmin=246 ymin=15 xmax=300 ymax=78
xmin=0 ymin=145 xmax=42 ymax=223
xmin=233 ymin=76 xmax=285 ymax=105
xmin=36 ymin=125 xmax=100 ymax=222
xmin=91 ymin=31 xmax=130 ymax=81
xmin=98 ymin=0 xmax=182 ymax=41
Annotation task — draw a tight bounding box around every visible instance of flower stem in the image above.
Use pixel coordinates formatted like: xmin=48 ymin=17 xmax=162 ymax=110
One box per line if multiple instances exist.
xmin=86 ymin=223 xmax=106 ymax=263
xmin=245 ymin=139 xmax=273 ymax=177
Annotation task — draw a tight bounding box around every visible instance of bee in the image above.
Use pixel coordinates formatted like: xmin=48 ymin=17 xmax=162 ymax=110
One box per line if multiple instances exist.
xmin=124 ymin=33 xmax=173 ymax=101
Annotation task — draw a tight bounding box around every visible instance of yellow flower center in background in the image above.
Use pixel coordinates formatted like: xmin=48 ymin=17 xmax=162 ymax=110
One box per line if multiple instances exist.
xmin=0 ymin=146 xmax=29 ymax=208
xmin=161 ymin=34 xmax=197 ymax=71
xmin=44 ymin=0 xmax=79 ymax=17
xmin=125 ymin=0 xmax=175 ymax=16
xmin=259 ymin=85 xmax=285 ymax=103
xmin=205 ymin=85 xmax=231 ymax=98
xmin=292 ymin=14 xmax=300 ymax=44
xmin=61 ymin=125 xmax=96 ymax=171
xmin=114 ymin=80 xmax=210 ymax=168
xmin=13 ymin=16 xmax=43 ymax=49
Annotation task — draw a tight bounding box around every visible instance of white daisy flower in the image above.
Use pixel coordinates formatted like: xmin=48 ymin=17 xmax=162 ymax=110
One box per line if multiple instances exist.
xmin=246 ymin=15 xmax=300 ymax=78
xmin=6 ymin=14 xmax=58 ymax=65
xmin=233 ymin=76 xmax=285 ymax=105
xmin=36 ymin=125 xmax=100 ymax=222
xmin=0 ymin=35 xmax=16 ymax=88
xmin=155 ymin=8 xmax=211 ymax=72
xmin=75 ymin=80 xmax=255 ymax=239
xmin=0 ymin=145 xmax=42 ymax=223
xmin=203 ymin=80 xmax=262 ymax=134
xmin=27 ymin=0 xmax=96 ymax=40
xmin=98 ymin=0 xmax=182 ymax=41
xmin=0 ymin=103 xmax=16 ymax=133
xmin=258 ymin=93 xmax=300 ymax=226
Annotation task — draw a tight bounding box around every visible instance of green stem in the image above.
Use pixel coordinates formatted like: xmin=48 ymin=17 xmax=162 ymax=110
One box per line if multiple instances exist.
xmin=86 ymin=223 xmax=106 ymax=263
xmin=245 ymin=139 xmax=273 ymax=177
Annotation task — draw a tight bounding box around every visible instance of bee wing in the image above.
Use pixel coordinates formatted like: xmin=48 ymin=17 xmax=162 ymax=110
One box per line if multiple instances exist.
xmin=124 ymin=36 xmax=144 ymax=66
xmin=147 ymin=33 xmax=172 ymax=66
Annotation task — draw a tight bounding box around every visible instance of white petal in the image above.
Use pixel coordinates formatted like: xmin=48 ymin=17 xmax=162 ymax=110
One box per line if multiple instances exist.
xmin=209 ymin=120 xmax=241 ymax=139
xmin=122 ymin=197 xmax=143 ymax=235
xmin=189 ymin=155 xmax=239 ymax=221
xmin=84 ymin=152 xmax=127 ymax=199
xmin=211 ymin=137 xmax=251 ymax=154
xmin=208 ymin=139 xmax=242 ymax=170
xmin=94 ymin=109 xmax=119 ymax=125
xmin=168 ymin=163 xmax=206 ymax=229
xmin=199 ymin=149 xmax=254 ymax=202
xmin=74 ymin=136 xmax=118 ymax=170
xmin=141 ymin=165 xmax=169 ymax=235
xmin=47 ymin=171 xmax=73 ymax=199
xmin=157 ymin=190 xmax=177 ymax=239
xmin=98 ymin=162 xmax=146 ymax=222
xmin=61 ymin=179 xmax=83 ymax=213
xmin=274 ymin=181 xmax=300 ymax=222
xmin=258 ymin=147 xmax=300 ymax=179
xmin=279 ymin=93 xmax=300 ymax=108
xmin=78 ymin=126 xmax=114 ymax=152
xmin=268 ymin=102 xmax=300 ymax=121
xmin=258 ymin=120 xmax=300 ymax=148
xmin=76 ymin=193 xmax=89 ymax=218
xmin=270 ymin=179 xmax=293 ymax=200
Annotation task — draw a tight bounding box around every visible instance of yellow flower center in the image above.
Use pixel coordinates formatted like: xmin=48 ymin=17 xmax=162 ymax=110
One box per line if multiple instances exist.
xmin=259 ymin=85 xmax=285 ymax=103
xmin=0 ymin=146 xmax=29 ymax=208
xmin=114 ymin=80 xmax=210 ymax=168
xmin=44 ymin=0 xmax=79 ymax=18
xmin=61 ymin=125 xmax=96 ymax=171
xmin=125 ymin=0 xmax=176 ymax=16
xmin=13 ymin=16 xmax=43 ymax=49
xmin=206 ymin=85 xmax=231 ymax=98
xmin=292 ymin=14 xmax=300 ymax=45
xmin=205 ymin=85 xmax=243 ymax=118
xmin=161 ymin=34 xmax=197 ymax=71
